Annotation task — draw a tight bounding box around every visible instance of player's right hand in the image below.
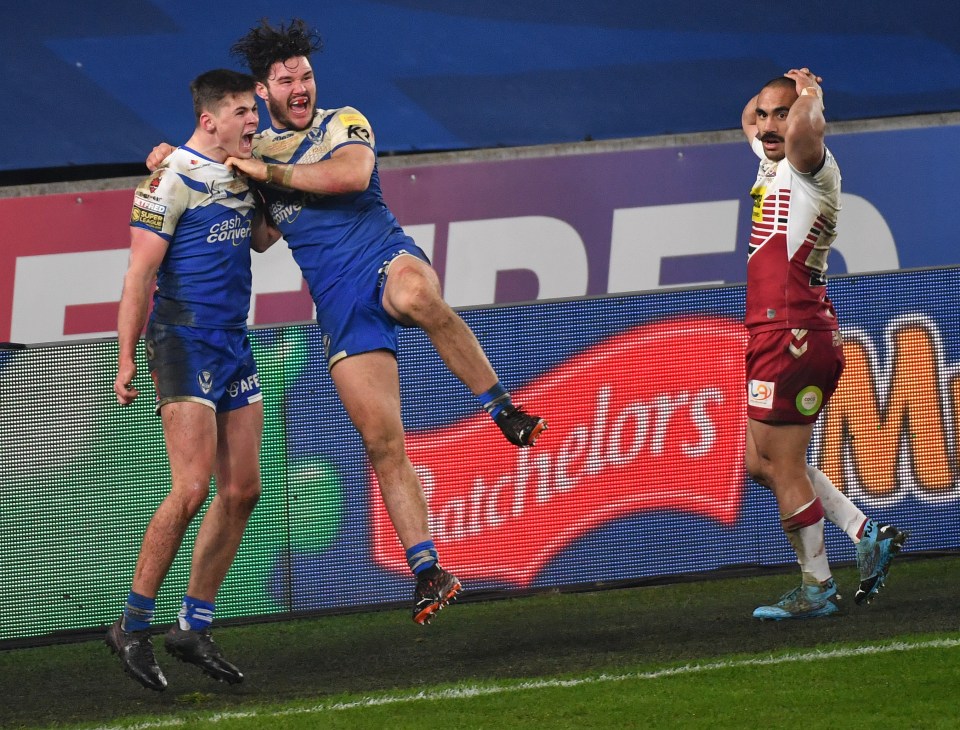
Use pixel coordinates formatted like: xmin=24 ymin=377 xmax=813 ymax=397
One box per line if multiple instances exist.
xmin=146 ymin=142 xmax=176 ymax=171
xmin=114 ymin=362 xmax=139 ymax=405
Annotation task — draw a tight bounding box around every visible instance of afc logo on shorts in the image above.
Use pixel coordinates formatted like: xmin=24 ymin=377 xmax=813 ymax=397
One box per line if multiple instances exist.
xmin=227 ymin=374 xmax=260 ymax=398
xmin=748 ymin=379 xmax=775 ymax=409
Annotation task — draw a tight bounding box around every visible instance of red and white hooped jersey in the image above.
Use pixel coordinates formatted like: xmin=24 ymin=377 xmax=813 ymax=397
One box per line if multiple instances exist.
xmin=745 ymin=137 xmax=842 ymax=333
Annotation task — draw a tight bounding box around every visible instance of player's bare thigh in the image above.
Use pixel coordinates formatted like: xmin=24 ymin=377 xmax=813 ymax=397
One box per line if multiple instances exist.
xmin=381 ymin=253 xmax=444 ymax=326
xmin=160 ymin=400 xmax=219 ymax=490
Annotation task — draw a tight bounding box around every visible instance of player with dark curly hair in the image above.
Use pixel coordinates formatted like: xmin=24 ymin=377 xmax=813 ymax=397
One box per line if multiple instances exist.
xmin=229 ymin=17 xmax=323 ymax=82
xmin=150 ymin=18 xmax=547 ymax=625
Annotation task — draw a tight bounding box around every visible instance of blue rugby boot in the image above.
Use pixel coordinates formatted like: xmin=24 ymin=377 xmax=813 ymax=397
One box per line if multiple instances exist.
xmin=855 ymin=520 xmax=909 ymax=605
xmin=753 ymin=578 xmax=841 ymax=621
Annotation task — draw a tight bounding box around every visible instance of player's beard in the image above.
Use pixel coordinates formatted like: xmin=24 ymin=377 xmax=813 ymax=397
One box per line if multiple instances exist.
xmin=267 ymin=94 xmax=315 ymax=131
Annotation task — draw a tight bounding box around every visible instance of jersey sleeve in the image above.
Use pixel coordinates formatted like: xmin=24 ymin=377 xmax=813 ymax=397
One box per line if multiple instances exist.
xmin=788 ymin=146 xmax=842 ymax=200
xmin=326 ymin=106 xmax=376 ymax=152
xmin=129 ymin=165 xmax=187 ymax=241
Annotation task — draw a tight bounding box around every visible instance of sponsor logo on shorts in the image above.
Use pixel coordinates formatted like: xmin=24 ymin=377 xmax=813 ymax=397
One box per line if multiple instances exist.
xmin=795 ymin=385 xmax=823 ymax=416
xmin=748 ymin=379 xmax=775 ymax=409
xmin=322 ymin=334 xmax=332 ymax=362
xmin=197 ymin=370 xmax=213 ymax=394
xmin=131 ymin=207 xmax=165 ymax=231
xmin=227 ymin=373 xmax=260 ymax=398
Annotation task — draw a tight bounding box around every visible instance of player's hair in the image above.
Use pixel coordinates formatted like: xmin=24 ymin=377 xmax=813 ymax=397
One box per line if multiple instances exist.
xmin=189 ymin=68 xmax=255 ymax=121
xmin=761 ymin=76 xmax=798 ymax=94
xmin=231 ymin=18 xmax=324 ymax=82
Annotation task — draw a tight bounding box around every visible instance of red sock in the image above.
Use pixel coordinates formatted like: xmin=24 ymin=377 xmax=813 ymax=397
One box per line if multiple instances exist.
xmin=781 ymin=497 xmax=825 ymax=532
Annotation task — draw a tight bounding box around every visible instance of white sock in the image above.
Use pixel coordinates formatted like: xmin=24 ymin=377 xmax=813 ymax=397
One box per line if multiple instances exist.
xmin=806 ymin=465 xmax=867 ymax=543
xmin=786 ymin=517 xmax=831 ymax=584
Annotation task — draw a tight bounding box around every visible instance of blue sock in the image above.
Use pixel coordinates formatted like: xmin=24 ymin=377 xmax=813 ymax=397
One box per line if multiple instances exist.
xmin=177 ymin=595 xmax=215 ymax=631
xmin=479 ymin=383 xmax=511 ymax=419
xmin=406 ymin=540 xmax=439 ymax=575
xmin=122 ymin=591 xmax=156 ymax=632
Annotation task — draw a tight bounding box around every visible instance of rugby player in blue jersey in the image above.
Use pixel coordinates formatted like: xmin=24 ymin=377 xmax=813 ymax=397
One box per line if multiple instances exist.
xmin=149 ymin=18 xmax=547 ymax=625
xmin=107 ymin=69 xmax=269 ymax=691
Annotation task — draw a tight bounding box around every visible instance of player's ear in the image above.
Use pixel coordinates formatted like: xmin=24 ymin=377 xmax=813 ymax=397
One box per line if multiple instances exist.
xmin=255 ymin=82 xmax=269 ymax=101
xmin=198 ymin=111 xmax=216 ymax=133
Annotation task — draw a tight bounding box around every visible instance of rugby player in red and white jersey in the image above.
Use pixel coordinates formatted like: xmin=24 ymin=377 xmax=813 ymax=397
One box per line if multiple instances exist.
xmin=742 ymin=68 xmax=907 ymax=620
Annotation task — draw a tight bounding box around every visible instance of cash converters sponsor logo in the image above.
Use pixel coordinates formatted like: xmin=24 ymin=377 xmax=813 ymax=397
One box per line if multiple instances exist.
xmin=269 ymin=200 xmax=302 ymax=225
xmin=149 ymin=171 xmax=164 ymax=193
xmin=207 ymin=217 xmax=250 ymax=245
xmin=370 ymin=316 xmax=748 ymax=587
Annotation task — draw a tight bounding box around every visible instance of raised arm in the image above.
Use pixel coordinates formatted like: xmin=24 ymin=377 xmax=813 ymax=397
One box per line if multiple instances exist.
xmin=741 ymin=93 xmax=760 ymax=144
xmin=225 ymin=143 xmax=374 ymax=196
xmin=783 ymin=68 xmax=826 ymax=174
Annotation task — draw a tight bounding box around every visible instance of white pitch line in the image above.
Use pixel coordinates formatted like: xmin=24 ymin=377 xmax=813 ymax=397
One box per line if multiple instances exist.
xmin=87 ymin=638 xmax=960 ymax=730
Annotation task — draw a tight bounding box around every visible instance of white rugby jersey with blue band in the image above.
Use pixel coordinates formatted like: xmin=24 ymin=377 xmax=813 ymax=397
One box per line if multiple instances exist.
xmin=130 ymin=146 xmax=257 ymax=329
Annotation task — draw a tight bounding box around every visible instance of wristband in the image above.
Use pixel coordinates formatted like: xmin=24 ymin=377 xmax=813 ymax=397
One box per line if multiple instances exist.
xmin=265 ymin=163 xmax=295 ymax=188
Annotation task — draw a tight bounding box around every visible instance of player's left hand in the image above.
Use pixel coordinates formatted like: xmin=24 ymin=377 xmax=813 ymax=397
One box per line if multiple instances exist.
xmin=785 ymin=67 xmax=823 ymax=95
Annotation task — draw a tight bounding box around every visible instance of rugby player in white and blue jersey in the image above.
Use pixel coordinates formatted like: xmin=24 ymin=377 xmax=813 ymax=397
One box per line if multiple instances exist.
xmin=230 ymin=19 xmax=552 ymax=625
xmin=148 ymin=19 xmax=549 ymax=627
xmin=107 ymin=69 xmax=269 ymax=691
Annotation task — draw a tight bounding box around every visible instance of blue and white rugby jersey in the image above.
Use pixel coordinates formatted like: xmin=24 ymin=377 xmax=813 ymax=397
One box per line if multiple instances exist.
xmin=130 ymin=146 xmax=256 ymax=328
xmin=254 ymin=107 xmax=416 ymax=301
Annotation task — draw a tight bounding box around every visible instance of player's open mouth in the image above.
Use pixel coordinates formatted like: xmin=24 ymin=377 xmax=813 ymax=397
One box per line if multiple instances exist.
xmin=239 ymin=133 xmax=254 ymax=152
xmin=289 ymin=96 xmax=310 ymax=114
